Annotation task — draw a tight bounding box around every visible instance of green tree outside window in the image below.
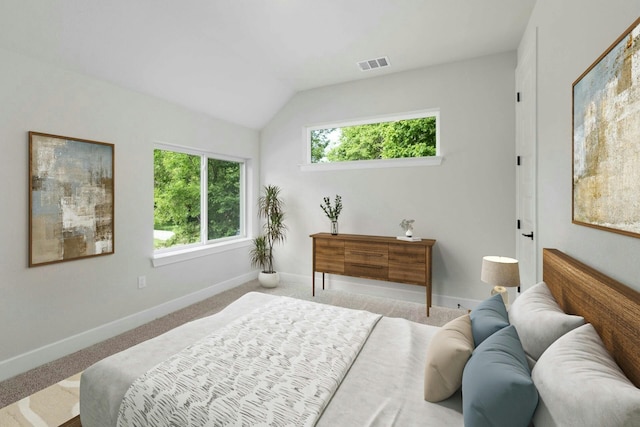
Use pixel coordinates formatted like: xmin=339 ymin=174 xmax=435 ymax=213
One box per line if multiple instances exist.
xmin=310 ymin=115 xmax=437 ymax=164
xmin=154 ymin=149 xmax=242 ymax=250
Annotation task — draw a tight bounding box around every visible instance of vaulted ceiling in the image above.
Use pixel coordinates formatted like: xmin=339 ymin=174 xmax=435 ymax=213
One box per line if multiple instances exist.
xmin=0 ymin=0 xmax=536 ymax=129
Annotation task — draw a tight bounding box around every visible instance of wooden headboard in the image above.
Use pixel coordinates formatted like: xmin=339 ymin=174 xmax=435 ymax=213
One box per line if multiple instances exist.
xmin=542 ymin=248 xmax=640 ymax=387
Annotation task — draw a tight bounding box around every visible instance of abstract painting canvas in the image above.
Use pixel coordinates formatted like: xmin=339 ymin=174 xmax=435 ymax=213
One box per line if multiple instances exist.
xmin=573 ymin=17 xmax=640 ymax=238
xmin=29 ymin=132 xmax=114 ymax=266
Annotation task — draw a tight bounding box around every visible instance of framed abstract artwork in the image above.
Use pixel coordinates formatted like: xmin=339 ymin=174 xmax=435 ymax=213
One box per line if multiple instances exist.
xmin=29 ymin=132 xmax=115 ymax=266
xmin=572 ymin=17 xmax=640 ymax=238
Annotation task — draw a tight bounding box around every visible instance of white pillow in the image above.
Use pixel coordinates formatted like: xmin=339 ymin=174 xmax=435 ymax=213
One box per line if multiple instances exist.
xmin=423 ymin=314 xmax=474 ymax=402
xmin=508 ymin=281 xmax=584 ymax=362
xmin=532 ymin=324 xmax=640 ymax=427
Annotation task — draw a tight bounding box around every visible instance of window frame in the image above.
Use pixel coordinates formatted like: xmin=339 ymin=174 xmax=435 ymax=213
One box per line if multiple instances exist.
xmin=301 ymin=109 xmax=442 ymax=171
xmin=152 ymin=142 xmax=249 ymax=266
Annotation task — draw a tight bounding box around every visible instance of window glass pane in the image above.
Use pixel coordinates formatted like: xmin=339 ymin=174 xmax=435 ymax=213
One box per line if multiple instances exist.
xmin=207 ymin=158 xmax=241 ymax=240
xmin=310 ymin=115 xmax=437 ymax=164
xmin=154 ymin=149 xmax=201 ymax=249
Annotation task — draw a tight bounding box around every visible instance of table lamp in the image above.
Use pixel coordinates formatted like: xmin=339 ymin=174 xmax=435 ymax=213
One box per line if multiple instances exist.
xmin=480 ymin=256 xmax=520 ymax=305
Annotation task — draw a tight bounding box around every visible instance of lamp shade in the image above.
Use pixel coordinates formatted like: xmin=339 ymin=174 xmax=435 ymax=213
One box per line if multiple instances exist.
xmin=481 ymin=256 xmax=520 ymax=288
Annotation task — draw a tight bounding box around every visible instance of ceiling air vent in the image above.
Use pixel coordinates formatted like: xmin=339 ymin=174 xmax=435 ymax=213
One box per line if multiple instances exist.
xmin=357 ymin=56 xmax=390 ymax=71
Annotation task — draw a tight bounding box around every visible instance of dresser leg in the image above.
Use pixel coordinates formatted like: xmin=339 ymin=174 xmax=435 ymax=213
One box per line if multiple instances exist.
xmin=426 ymin=285 xmax=431 ymax=317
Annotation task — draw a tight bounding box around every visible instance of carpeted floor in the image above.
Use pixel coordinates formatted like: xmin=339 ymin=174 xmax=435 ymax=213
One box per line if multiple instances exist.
xmin=0 ymin=279 xmax=466 ymax=426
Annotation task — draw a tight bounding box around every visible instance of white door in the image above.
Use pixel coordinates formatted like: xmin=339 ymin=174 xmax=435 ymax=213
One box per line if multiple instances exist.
xmin=515 ymin=27 xmax=538 ymax=292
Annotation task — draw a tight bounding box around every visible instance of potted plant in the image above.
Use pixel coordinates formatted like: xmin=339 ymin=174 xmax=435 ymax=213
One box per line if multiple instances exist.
xmin=250 ymin=185 xmax=286 ymax=288
xmin=321 ymin=194 xmax=342 ymax=235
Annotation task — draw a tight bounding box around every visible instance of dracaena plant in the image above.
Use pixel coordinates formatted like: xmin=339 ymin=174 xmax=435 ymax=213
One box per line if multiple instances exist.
xmin=250 ymin=185 xmax=286 ymax=273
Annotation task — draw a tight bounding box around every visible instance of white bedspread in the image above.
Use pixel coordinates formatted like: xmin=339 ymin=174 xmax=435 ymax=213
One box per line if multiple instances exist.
xmin=80 ymin=292 xmax=464 ymax=427
xmin=116 ymin=297 xmax=381 ymax=427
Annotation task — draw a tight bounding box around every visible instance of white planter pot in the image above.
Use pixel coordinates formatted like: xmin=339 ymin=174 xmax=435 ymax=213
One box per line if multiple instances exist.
xmin=258 ymin=271 xmax=279 ymax=288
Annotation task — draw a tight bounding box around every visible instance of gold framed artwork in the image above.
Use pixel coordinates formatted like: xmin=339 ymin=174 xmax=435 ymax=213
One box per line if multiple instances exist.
xmin=29 ymin=132 xmax=115 ymax=266
xmin=572 ymin=17 xmax=640 ymax=238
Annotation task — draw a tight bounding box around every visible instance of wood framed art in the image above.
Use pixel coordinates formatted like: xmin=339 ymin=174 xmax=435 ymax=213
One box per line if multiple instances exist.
xmin=572 ymin=17 xmax=640 ymax=238
xmin=29 ymin=132 xmax=115 ymax=266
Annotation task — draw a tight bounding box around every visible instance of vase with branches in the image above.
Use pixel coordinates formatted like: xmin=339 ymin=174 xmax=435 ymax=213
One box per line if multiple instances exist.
xmin=250 ymin=185 xmax=286 ymax=287
xmin=321 ymin=194 xmax=342 ymax=235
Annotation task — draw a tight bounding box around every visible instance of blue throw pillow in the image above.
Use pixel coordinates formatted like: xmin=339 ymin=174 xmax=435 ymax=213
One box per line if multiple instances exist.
xmin=469 ymin=293 xmax=509 ymax=346
xmin=462 ymin=325 xmax=538 ymax=427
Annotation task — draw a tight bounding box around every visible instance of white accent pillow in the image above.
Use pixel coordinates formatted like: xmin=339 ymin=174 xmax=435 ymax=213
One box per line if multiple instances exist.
xmin=424 ymin=314 xmax=474 ymax=402
xmin=532 ymin=324 xmax=640 ymax=427
xmin=508 ymin=281 xmax=584 ymax=362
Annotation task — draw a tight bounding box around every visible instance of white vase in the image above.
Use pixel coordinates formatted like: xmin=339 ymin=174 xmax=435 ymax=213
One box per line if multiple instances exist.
xmin=258 ymin=271 xmax=279 ymax=288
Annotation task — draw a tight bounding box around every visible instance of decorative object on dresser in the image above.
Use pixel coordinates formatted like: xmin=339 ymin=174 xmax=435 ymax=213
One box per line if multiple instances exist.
xmin=320 ymin=194 xmax=342 ymax=235
xmin=29 ymin=131 xmax=114 ymax=266
xmin=397 ymin=219 xmax=421 ymax=242
xmin=400 ymin=219 xmax=415 ymax=237
xmin=480 ymin=255 xmax=520 ymax=305
xmin=310 ymin=233 xmax=436 ymax=315
xmin=250 ymin=185 xmax=286 ymax=288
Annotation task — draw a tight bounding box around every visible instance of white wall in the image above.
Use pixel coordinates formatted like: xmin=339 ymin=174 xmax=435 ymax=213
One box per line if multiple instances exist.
xmin=525 ymin=0 xmax=640 ymax=291
xmin=260 ymin=52 xmax=517 ymax=306
xmin=0 ymin=47 xmax=259 ymax=380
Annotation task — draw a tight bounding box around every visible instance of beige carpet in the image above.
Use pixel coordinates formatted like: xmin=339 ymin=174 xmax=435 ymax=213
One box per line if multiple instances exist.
xmin=0 ymin=280 xmax=465 ymax=426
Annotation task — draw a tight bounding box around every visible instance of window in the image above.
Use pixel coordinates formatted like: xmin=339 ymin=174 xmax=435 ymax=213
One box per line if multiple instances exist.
xmin=154 ymin=145 xmax=245 ymax=253
xmin=305 ymin=110 xmax=440 ymax=170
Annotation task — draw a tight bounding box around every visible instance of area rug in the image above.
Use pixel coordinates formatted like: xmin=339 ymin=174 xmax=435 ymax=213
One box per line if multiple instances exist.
xmin=0 ymin=372 xmax=81 ymax=426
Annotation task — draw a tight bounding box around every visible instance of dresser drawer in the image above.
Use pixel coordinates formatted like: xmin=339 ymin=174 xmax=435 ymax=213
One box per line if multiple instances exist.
xmin=345 ymin=242 xmax=388 ymax=266
xmin=388 ymin=265 xmax=426 ymax=285
xmin=389 ymin=244 xmax=426 ymax=263
xmin=389 ymin=244 xmax=426 ymax=284
xmin=345 ymin=263 xmax=389 ymax=280
xmin=315 ymin=239 xmax=345 ymax=274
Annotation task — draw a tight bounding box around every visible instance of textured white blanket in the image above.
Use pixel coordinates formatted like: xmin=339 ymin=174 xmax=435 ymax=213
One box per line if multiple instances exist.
xmin=116 ymin=296 xmax=381 ymax=427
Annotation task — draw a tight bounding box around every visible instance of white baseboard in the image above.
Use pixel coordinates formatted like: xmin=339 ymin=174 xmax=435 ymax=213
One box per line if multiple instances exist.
xmin=280 ymin=272 xmax=482 ymax=310
xmin=0 ymin=272 xmax=257 ymax=382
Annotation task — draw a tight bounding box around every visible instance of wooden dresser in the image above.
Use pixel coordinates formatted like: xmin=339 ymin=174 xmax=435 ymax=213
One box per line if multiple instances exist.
xmin=310 ymin=233 xmax=436 ymax=315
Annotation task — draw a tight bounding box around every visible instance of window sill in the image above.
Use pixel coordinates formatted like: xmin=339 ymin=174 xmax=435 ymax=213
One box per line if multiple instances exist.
xmin=299 ymin=156 xmax=443 ymax=172
xmin=152 ymin=237 xmax=252 ymax=267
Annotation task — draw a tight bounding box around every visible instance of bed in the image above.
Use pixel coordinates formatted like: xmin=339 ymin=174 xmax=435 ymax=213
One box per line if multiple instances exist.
xmin=79 ymin=249 xmax=640 ymax=427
